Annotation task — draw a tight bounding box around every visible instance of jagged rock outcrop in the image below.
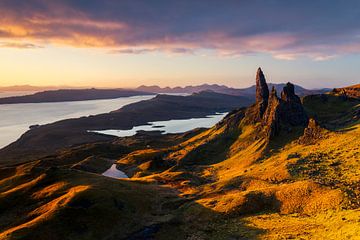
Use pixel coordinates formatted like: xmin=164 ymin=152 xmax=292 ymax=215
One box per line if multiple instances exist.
xmin=255 ymin=67 xmax=269 ymax=120
xmin=263 ymin=87 xmax=281 ymax=138
xmin=264 ymin=82 xmax=308 ymax=138
xmin=279 ymin=82 xmax=308 ymax=126
xmin=245 ymin=68 xmax=308 ymax=139
xmin=298 ymin=118 xmax=325 ymax=145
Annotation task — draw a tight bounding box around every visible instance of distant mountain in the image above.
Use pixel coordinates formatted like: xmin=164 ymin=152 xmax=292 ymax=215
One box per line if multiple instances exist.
xmin=136 ymin=84 xmax=230 ymax=94
xmin=116 ymin=90 xmax=252 ymax=114
xmin=0 ymin=85 xmax=79 ymax=92
xmin=136 ymin=83 xmax=330 ymax=98
xmin=0 ymin=88 xmax=153 ymax=104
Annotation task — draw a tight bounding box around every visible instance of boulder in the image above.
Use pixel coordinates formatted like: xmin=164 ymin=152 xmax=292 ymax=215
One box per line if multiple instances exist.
xmin=298 ymin=118 xmax=325 ymax=145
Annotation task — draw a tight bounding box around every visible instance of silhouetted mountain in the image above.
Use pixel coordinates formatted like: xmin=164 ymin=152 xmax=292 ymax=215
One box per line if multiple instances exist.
xmin=0 ymin=88 xmax=153 ymax=104
xmin=0 ymin=85 xmax=77 ymax=92
xmin=136 ymin=83 xmax=329 ymax=98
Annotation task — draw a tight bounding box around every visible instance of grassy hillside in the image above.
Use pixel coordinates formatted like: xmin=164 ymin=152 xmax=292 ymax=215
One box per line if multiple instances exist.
xmin=0 ymin=91 xmax=359 ymax=239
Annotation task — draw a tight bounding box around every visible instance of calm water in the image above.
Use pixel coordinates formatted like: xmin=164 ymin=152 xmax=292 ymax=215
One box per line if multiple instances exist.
xmin=91 ymin=112 xmax=228 ymax=137
xmin=0 ymin=95 xmax=155 ymax=148
xmin=102 ymin=164 xmax=128 ymax=178
xmin=99 ymin=113 xmax=227 ymax=178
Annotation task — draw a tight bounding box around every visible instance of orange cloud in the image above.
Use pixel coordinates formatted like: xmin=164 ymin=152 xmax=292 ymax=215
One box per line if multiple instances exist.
xmin=0 ymin=0 xmax=359 ymax=61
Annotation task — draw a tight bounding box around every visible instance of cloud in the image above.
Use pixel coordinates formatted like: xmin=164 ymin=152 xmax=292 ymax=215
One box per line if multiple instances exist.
xmin=111 ymin=47 xmax=194 ymax=55
xmin=110 ymin=48 xmax=156 ymax=54
xmin=0 ymin=42 xmax=43 ymax=49
xmin=0 ymin=0 xmax=360 ymax=60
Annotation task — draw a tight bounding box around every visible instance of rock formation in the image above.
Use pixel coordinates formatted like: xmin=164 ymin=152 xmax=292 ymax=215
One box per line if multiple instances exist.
xmin=263 ymin=87 xmax=281 ymax=138
xmin=246 ymin=68 xmax=308 ymax=139
xmin=255 ymin=67 xmax=269 ymax=120
xmin=279 ymin=82 xmax=308 ymax=126
xmin=298 ymin=118 xmax=325 ymax=145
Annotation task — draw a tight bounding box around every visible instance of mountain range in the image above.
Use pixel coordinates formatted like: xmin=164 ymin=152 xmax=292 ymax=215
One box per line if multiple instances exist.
xmin=0 ymin=85 xmax=81 ymax=92
xmin=0 ymin=83 xmax=330 ymax=105
xmin=0 ymin=88 xmax=152 ymax=104
xmin=136 ymin=83 xmax=330 ymax=98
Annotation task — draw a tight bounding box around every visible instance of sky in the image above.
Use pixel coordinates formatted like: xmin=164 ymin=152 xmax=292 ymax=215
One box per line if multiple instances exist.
xmin=0 ymin=0 xmax=359 ymax=89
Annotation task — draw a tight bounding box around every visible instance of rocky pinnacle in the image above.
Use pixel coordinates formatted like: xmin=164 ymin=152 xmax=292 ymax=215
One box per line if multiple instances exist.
xmin=248 ymin=68 xmax=308 ymax=139
xmin=255 ymin=67 xmax=269 ymax=118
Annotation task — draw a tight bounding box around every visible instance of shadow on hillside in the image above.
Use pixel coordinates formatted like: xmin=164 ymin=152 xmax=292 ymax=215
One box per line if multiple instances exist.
xmin=264 ymin=126 xmax=304 ymax=157
xmin=0 ymin=164 xmax=266 ymax=240
xmin=126 ymin=201 xmax=266 ymax=240
xmin=336 ymin=126 xmax=358 ymax=133
xmin=178 ymin=130 xmax=241 ymax=167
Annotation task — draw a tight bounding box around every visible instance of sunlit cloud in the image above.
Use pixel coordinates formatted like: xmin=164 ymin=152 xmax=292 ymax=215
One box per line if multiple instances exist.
xmin=274 ymin=54 xmax=297 ymax=61
xmin=0 ymin=0 xmax=360 ymax=60
xmin=0 ymin=41 xmax=43 ymax=49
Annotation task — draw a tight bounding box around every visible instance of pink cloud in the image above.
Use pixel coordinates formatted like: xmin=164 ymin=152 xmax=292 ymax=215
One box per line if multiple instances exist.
xmin=0 ymin=0 xmax=359 ymax=61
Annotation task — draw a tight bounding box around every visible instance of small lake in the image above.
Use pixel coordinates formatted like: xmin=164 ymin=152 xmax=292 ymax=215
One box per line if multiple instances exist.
xmin=0 ymin=95 xmax=155 ymax=148
xmin=102 ymin=164 xmax=128 ymax=178
xmin=91 ymin=112 xmax=228 ymax=137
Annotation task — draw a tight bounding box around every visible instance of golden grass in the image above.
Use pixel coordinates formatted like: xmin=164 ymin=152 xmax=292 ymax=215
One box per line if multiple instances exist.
xmin=0 ymin=101 xmax=359 ymax=239
xmin=32 ymin=182 xmax=68 ymax=199
xmin=1 ymin=174 xmax=46 ymax=196
xmin=0 ymin=185 xmax=89 ymax=239
xmin=275 ymin=181 xmax=342 ymax=214
xmin=117 ymin=149 xmax=162 ymax=165
xmin=245 ymin=209 xmax=360 ymax=239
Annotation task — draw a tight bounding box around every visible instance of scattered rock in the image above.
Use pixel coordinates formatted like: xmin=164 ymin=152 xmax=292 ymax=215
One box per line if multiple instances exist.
xmin=298 ymin=118 xmax=325 ymax=145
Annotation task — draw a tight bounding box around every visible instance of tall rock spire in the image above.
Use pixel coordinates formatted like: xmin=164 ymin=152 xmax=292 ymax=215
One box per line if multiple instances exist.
xmin=255 ymin=67 xmax=269 ymax=118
